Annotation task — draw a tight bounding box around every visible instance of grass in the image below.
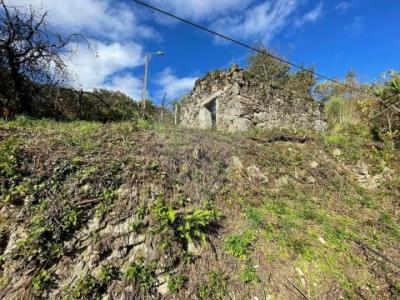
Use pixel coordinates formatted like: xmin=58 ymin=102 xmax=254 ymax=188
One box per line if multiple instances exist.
xmin=224 ymin=231 xmax=256 ymax=260
xmin=197 ymin=271 xmax=228 ymax=300
xmin=0 ymin=118 xmax=399 ymax=299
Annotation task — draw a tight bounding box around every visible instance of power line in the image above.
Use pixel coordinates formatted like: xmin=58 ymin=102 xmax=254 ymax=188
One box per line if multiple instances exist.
xmin=132 ymin=0 xmax=391 ymax=106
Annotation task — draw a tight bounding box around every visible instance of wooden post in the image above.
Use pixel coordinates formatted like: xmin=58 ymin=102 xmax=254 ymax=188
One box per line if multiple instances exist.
xmin=174 ymin=103 xmax=178 ymax=126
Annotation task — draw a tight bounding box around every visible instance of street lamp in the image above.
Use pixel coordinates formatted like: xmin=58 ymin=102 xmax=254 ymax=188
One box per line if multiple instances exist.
xmin=141 ymin=51 xmax=165 ymax=109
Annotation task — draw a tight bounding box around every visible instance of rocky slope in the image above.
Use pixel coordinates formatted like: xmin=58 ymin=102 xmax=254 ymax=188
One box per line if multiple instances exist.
xmin=0 ymin=117 xmax=399 ymax=299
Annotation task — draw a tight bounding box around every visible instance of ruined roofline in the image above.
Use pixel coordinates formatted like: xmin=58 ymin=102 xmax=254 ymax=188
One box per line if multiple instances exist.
xmin=189 ymin=64 xmax=321 ymax=105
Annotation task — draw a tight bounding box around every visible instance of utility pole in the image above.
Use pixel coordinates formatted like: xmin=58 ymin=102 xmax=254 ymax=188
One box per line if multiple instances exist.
xmin=160 ymin=92 xmax=166 ymax=124
xmin=141 ymin=51 xmax=165 ymax=111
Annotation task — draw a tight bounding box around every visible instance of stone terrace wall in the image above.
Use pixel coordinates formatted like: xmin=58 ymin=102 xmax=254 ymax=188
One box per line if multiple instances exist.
xmin=181 ymin=65 xmax=326 ymax=132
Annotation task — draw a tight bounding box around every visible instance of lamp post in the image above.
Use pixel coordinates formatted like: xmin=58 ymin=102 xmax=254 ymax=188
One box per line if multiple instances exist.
xmin=141 ymin=51 xmax=164 ymax=110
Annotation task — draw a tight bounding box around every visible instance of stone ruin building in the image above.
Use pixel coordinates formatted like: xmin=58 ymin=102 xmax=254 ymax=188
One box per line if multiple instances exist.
xmin=180 ymin=65 xmax=326 ymax=132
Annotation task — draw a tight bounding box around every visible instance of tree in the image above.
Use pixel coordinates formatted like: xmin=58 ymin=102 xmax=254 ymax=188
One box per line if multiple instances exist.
xmin=0 ymin=0 xmax=80 ymax=114
xmin=247 ymin=46 xmax=290 ymax=85
xmin=247 ymin=46 xmax=316 ymax=99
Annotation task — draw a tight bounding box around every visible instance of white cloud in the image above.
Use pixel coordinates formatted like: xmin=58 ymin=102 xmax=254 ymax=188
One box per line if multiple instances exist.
xmin=147 ymin=0 xmax=252 ymax=21
xmin=101 ymin=74 xmax=143 ymax=100
xmin=212 ymin=0 xmax=299 ymax=44
xmin=5 ymin=0 xmax=152 ymax=98
xmin=335 ymin=1 xmax=351 ymax=12
xmin=6 ymin=0 xmax=156 ymax=41
xmin=66 ymin=40 xmax=143 ymax=93
xmin=295 ymin=2 xmax=323 ymax=27
xmin=155 ymin=68 xmax=197 ymax=100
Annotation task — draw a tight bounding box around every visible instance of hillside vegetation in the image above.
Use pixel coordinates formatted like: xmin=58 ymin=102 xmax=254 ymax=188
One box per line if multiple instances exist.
xmin=0 ymin=117 xmax=399 ymax=299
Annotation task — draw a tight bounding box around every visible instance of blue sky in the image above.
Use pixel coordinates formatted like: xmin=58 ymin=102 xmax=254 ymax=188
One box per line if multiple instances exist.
xmin=6 ymin=0 xmax=400 ymax=104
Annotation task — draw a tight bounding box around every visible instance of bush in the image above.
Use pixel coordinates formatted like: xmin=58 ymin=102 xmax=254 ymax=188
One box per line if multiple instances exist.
xmin=224 ymin=231 xmax=256 ymax=260
xmin=167 ymin=274 xmax=188 ymax=292
xmin=197 ymin=271 xmax=227 ymax=300
xmin=325 ymin=96 xmax=360 ymax=128
xmin=152 ymin=199 xmax=222 ymax=248
xmin=125 ymin=258 xmax=157 ymax=290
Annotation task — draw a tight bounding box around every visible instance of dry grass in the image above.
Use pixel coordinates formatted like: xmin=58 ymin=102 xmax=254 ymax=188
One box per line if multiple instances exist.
xmin=0 ymin=116 xmax=399 ymax=299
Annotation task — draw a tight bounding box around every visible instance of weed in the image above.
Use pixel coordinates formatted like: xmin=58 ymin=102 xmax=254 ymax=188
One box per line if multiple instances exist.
xmin=152 ymin=198 xmax=222 ymax=247
xmin=70 ymin=265 xmax=118 ymax=299
xmin=62 ymin=209 xmax=82 ymax=231
xmin=32 ymin=270 xmax=54 ymax=295
xmin=394 ymin=281 xmax=400 ymax=295
xmin=0 ymin=137 xmax=21 ymax=179
xmin=301 ymin=205 xmax=324 ymax=224
xmin=71 ymin=274 xmax=98 ymax=299
xmin=245 ymin=207 xmax=264 ymax=228
xmin=137 ymin=119 xmax=152 ymax=129
xmin=95 ymin=188 xmax=119 ymax=219
xmin=379 ymin=212 xmax=400 ymax=239
xmin=197 ymin=271 xmax=227 ymax=300
xmin=125 ymin=258 xmax=157 ymax=290
xmin=286 ymin=237 xmax=315 ymax=260
xmin=167 ymin=274 xmax=188 ymax=292
xmin=131 ymin=205 xmax=149 ymax=233
xmin=241 ymin=264 xmax=260 ymax=284
xmin=224 ymin=231 xmax=256 ymax=260
xmin=177 ymin=208 xmax=222 ymax=245
xmin=98 ymin=265 xmax=119 ymax=286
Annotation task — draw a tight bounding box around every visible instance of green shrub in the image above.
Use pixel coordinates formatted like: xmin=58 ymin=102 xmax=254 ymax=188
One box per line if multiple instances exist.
xmin=245 ymin=207 xmax=264 ymax=228
xmin=71 ymin=266 xmax=119 ymax=299
xmin=137 ymin=118 xmax=152 ymax=129
xmin=95 ymin=188 xmax=119 ymax=219
xmin=197 ymin=271 xmax=227 ymax=300
xmin=167 ymin=274 xmax=188 ymax=292
xmin=177 ymin=208 xmax=222 ymax=245
xmin=152 ymin=198 xmax=222 ymax=247
xmin=125 ymin=258 xmax=157 ymax=290
xmin=241 ymin=264 xmax=260 ymax=284
xmin=32 ymin=270 xmax=54 ymax=295
xmin=224 ymin=231 xmax=256 ymax=260
xmin=71 ymin=275 xmax=98 ymax=299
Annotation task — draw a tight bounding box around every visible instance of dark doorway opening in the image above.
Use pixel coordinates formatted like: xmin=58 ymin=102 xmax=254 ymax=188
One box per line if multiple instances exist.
xmin=204 ymin=98 xmax=217 ymax=129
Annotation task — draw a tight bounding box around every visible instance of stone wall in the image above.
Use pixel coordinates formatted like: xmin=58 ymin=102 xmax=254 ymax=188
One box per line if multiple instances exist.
xmin=180 ymin=65 xmax=326 ymax=132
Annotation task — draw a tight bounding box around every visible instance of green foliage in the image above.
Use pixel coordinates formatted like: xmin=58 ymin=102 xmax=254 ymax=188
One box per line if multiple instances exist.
xmin=32 ymin=270 xmax=54 ymax=295
xmin=167 ymin=274 xmax=188 ymax=292
xmin=95 ymin=188 xmax=119 ymax=219
xmin=197 ymin=271 xmax=227 ymax=300
xmin=131 ymin=205 xmax=149 ymax=233
xmin=375 ymin=71 xmax=400 ymax=103
xmin=247 ymin=47 xmax=290 ymax=85
xmin=240 ymin=264 xmax=260 ymax=284
xmin=394 ymin=281 xmax=400 ymax=295
xmin=379 ymin=212 xmax=400 ymax=239
xmin=247 ymin=46 xmax=316 ymax=98
xmin=177 ymin=208 xmax=222 ymax=245
xmin=0 ymin=137 xmax=20 ymax=179
xmin=152 ymin=198 xmax=222 ymax=247
xmin=62 ymin=209 xmax=81 ymax=231
xmin=224 ymin=231 xmax=256 ymax=260
xmin=325 ymin=96 xmax=361 ymax=127
xmin=71 ymin=266 xmax=118 ymax=299
xmin=245 ymin=207 xmax=264 ymax=228
xmin=71 ymin=274 xmax=98 ymax=299
xmin=286 ymin=237 xmax=315 ymax=260
xmin=98 ymin=265 xmax=119 ymax=286
xmin=125 ymin=258 xmax=157 ymax=290
xmin=136 ymin=118 xmax=153 ymax=129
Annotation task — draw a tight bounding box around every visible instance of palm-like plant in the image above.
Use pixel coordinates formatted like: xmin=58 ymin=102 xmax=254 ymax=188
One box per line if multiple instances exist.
xmin=375 ymin=71 xmax=400 ymax=103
